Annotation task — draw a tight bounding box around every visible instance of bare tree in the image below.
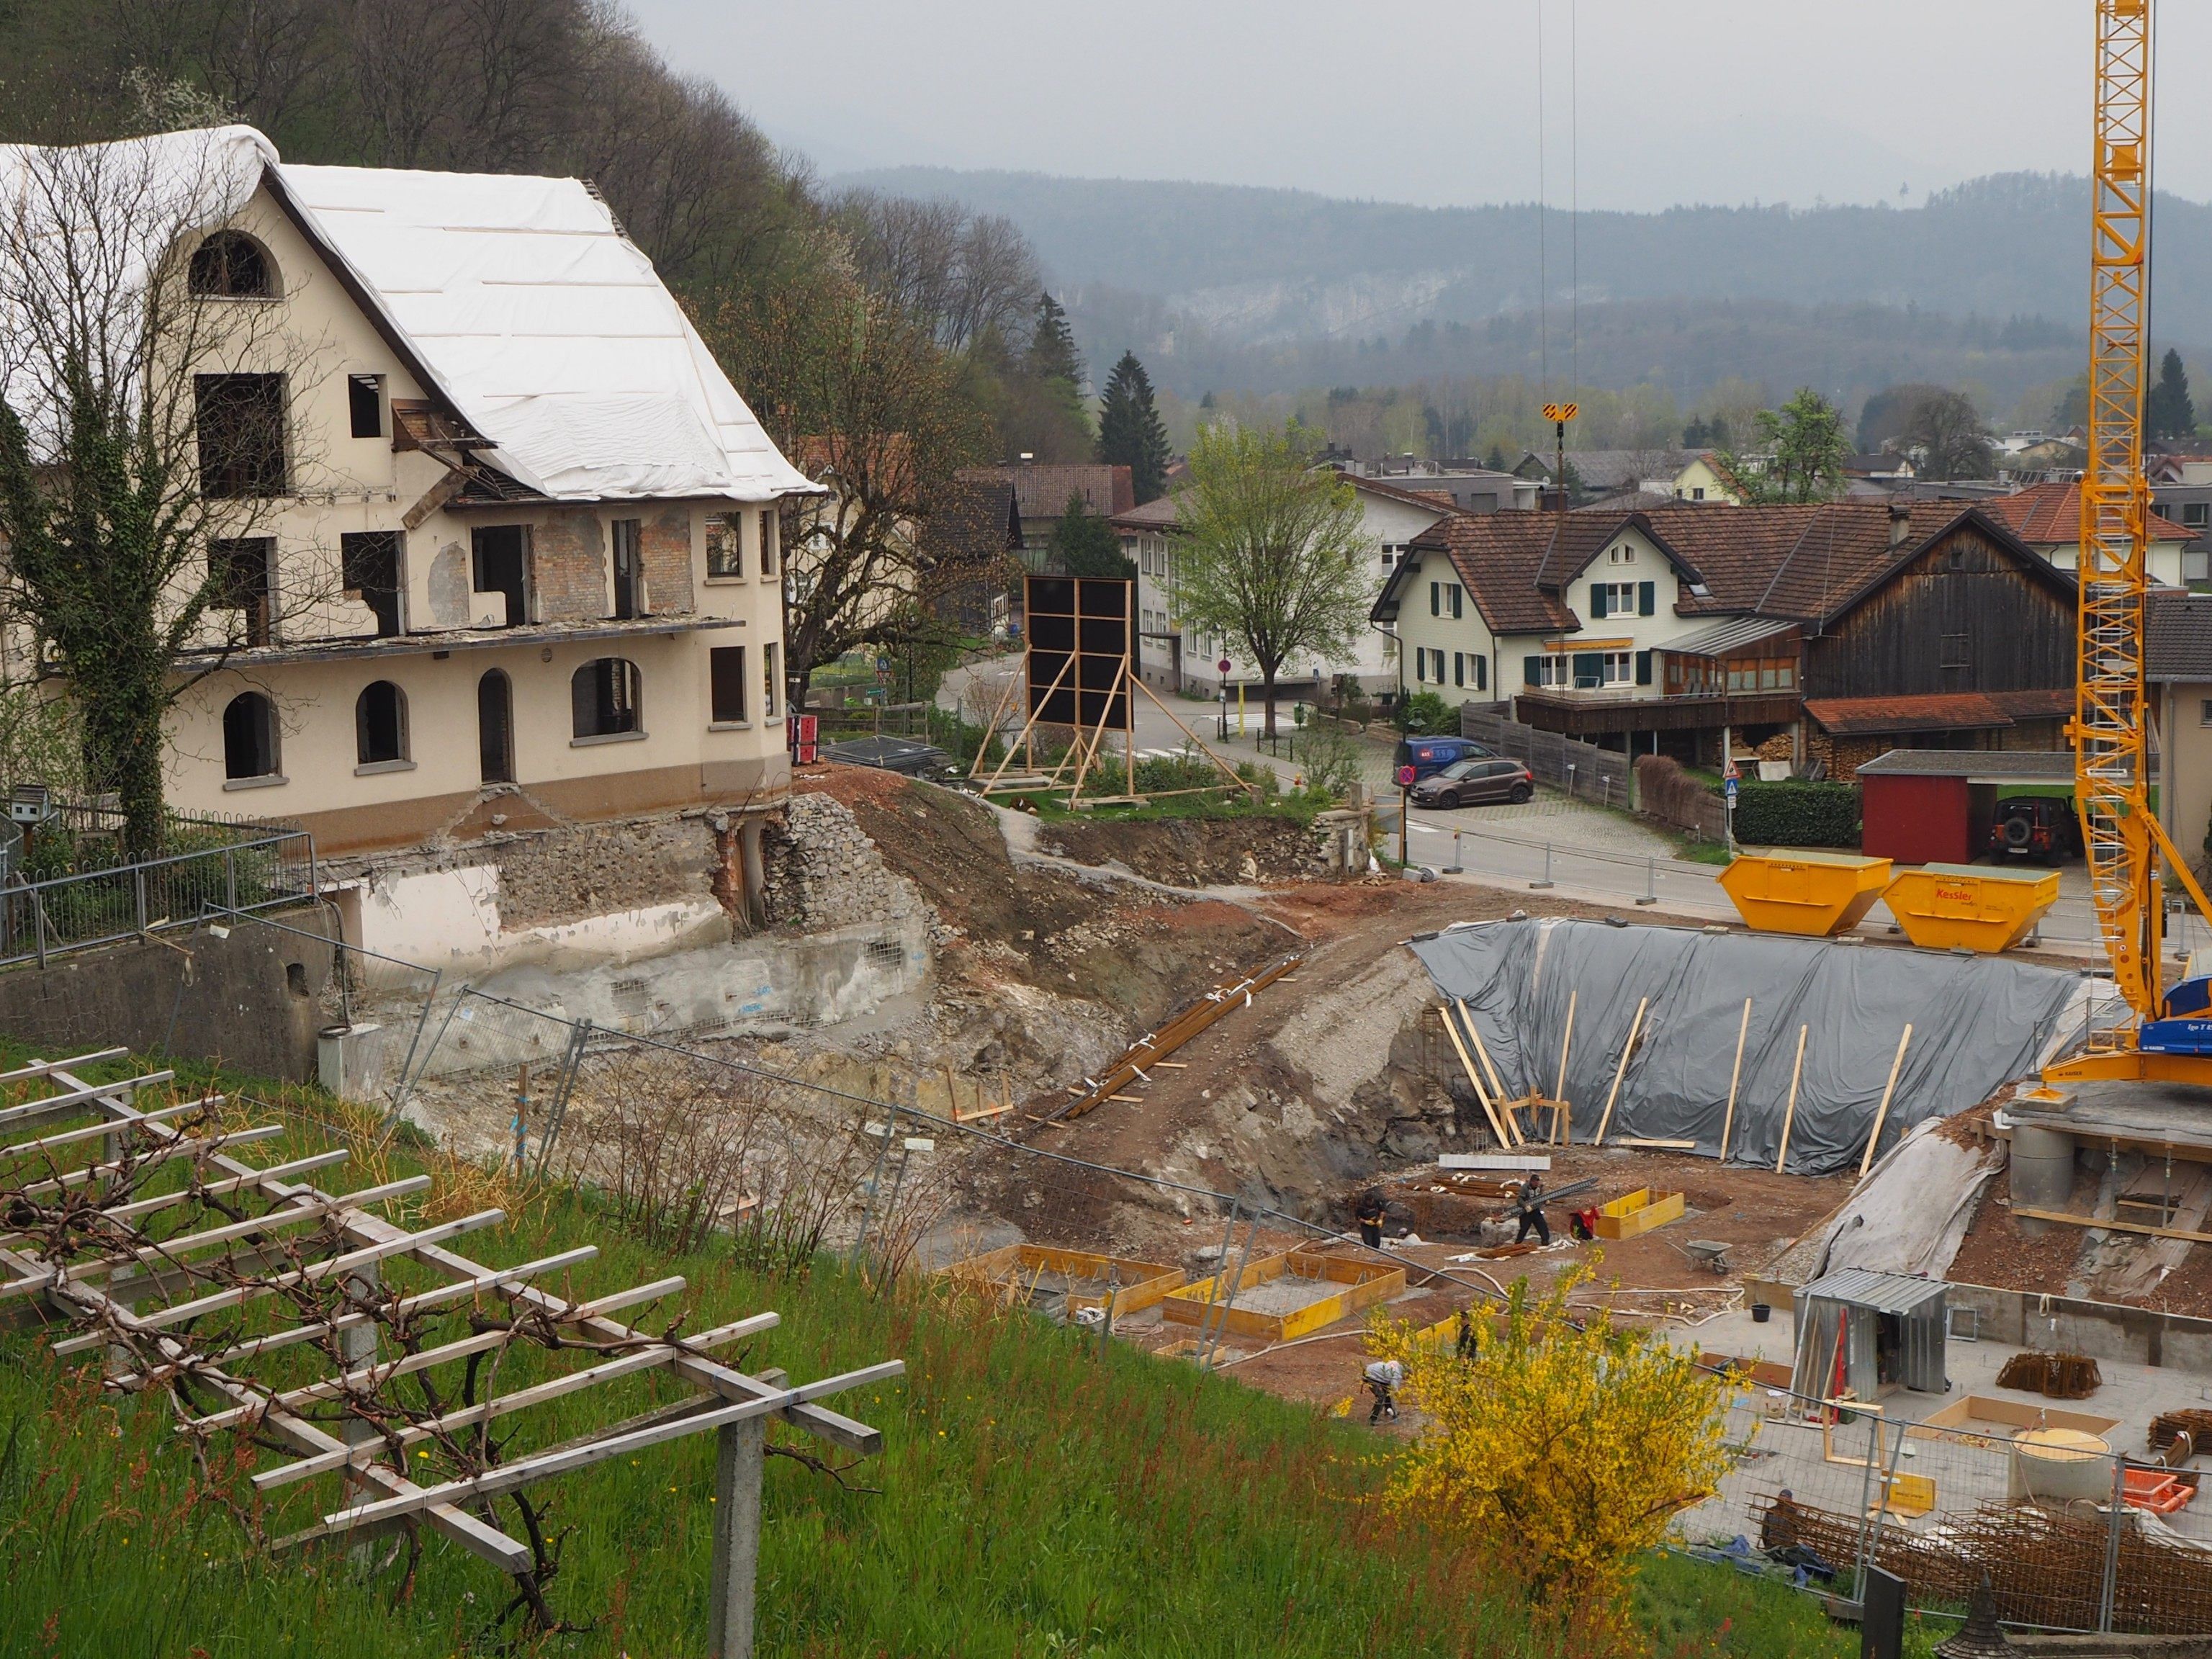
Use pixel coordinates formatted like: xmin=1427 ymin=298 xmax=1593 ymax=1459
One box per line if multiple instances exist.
xmin=832 ymin=189 xmax=1040 ymax=351
xmin=709 ymin=268 xmax=992 ymax=699
xmin=0 ymin=130 xmax=338 ymax=851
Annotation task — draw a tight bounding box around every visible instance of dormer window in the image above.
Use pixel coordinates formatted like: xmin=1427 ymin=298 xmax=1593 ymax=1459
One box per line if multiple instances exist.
xmin=189 ymin=231 xmax=276 ymax=299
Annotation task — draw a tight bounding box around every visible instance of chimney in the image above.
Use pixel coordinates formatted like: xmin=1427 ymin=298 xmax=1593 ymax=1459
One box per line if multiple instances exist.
xmin=1888 ymin=501 xmax=1911 ymax=549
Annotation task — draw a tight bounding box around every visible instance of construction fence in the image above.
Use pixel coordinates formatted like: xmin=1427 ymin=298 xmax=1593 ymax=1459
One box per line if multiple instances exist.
xmin=1675 ymin=1386 xmax=2212 ymax=1635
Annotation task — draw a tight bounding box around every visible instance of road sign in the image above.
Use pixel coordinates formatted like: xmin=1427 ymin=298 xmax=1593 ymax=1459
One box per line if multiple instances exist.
xmin=1541 ymin=401 xmax=1580 ymax=423
xmin=1725 ymin=775 xmax=1739 ymax=804
xmin=1396 ymin=765 xmax=1417 ymax=788
xmin=1217 ymin=657 xmax=1232 ymax=675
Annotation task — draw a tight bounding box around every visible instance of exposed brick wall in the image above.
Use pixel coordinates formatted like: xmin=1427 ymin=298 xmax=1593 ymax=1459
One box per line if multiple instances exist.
xmin=531 ymin=509 xmax=607 ymax=621
xmin=640 ymin=504 xmax=694 ymax=614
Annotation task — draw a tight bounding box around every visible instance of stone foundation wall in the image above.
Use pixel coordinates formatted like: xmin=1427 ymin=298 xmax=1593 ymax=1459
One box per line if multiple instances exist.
xmin=762 ymin=792 xmax=933 ymax=938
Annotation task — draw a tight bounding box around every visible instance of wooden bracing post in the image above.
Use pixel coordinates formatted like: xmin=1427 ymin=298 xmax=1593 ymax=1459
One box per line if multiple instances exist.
xmin=1857 ymin=1025 xmax=1915 ymax=1179
xmin=1552 ymin=989 xmax=1577 ymax=1107
xmin=1439 ymin=1003 xmax=1512 ymax=1147
xmin=1592 ymin=998 xmax=1647 ymax=1147
xmin=965 ymin=660 xmax=1025 ymax=781
xmin=979 ymin=649 xmax=1076 ymax=793
xmin=1718 ymin=998 xmax=1752 ymax=1162
xmin=1775 ymin=1023 xmax=1809 ymax=1174
xmin=1458 ymin=1001 xmax=1509 ymax=1102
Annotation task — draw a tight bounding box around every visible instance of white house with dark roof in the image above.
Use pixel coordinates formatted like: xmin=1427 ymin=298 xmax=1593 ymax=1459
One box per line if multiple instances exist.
xmin=0 ymin=126 xmax=812 ymax=886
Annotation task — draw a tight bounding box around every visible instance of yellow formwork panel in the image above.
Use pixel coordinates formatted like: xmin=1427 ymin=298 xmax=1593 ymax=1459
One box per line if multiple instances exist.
xmin=1882 ymin=863 xmax=2060 ymax=954
xmin=940 ymin=1242 xmax=1187 ymax=1318
xmin=1592 ymin=1187 xmax=1685 ymax=1240
xmin=1160 ymin=1251 xmax=1406 ymax=1343
xmin=1718 ymin=850 xmax=1893 ymax=937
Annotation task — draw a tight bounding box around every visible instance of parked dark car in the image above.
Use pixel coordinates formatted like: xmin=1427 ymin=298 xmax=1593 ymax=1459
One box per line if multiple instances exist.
xmin=1392 ymin=735 xmax=1495 ymax=782
xmin=1411 ymin=757 xmax=1534 ymax=809
xmin=822 ymin=734 xmax=958 ymax=779
xmin=1989 ymin=795 xmax=2081 ymax=863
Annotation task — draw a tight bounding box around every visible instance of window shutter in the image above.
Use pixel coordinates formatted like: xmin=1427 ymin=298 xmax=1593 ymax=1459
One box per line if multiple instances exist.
xmin=1430 ymin=581 xmax=1440 ymax=616
xmin=1475 ymin=655 xmax=1488 ymax=692
xmin=1590 ymin=585 xmax=1608 ymax=620
xmin=1573 ymin=652 xmax=1602 ymax=685
xmin=1524 ymin=655 xmax=1542 ymax=686
xmin=1635 ymin=649 xmax=1653 ymax=686
xmin=1453 ymin=653 xmax=1465 ymax=688
xmin=1451 ymin=585 xmax=1464 ymax=619
xmin=1639 ymin=580 xmax=1656 ymax=616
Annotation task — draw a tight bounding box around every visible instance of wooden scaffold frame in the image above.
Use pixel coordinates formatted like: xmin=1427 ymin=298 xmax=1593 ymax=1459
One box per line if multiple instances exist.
xmin=0 ymin=1048 xmax=901 ymax=1655
xmin=971 ymin=574 xmax=1258 ymax=807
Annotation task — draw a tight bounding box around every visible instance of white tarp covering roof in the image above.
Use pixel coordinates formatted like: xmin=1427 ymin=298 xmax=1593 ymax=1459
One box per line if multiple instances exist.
xmin=1 ymin=125 xmax=811 ymax=503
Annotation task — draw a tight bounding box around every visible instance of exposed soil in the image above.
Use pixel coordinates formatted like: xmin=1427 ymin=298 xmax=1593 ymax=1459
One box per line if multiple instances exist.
xmin=1036 ymin=813 xmax=1326 ymax=887
xmin=796 ymin=766 xmax=1287 ymax=1028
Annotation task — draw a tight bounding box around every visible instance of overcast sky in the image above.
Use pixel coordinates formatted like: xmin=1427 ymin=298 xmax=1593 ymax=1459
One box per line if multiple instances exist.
xmin=626 ymin=0 xmax=2212 ymax=210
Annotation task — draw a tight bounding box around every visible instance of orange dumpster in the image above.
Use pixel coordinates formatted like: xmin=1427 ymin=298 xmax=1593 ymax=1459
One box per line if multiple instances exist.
xmin=1717 ymin=850 xmax=1893 ymax=937
xmin=1883 ymin=863 xmax=2060 ymax=953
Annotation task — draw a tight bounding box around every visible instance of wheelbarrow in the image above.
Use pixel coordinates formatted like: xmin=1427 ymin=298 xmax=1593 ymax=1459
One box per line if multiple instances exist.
xmin=1677 ymin=1238 xmax=1734 ymax=1275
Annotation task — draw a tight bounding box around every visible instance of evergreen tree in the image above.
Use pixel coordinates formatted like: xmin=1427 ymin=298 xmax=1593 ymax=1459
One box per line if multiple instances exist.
xmin=1096 ymin=351 xmax=1172 ymax=502
xmin=1047 ymin=493 xmax=1131 ymax=579
xmin=2150 ymin=349 xmax=2198 ymax=441
xmin=1027 ymin=292 xmax=1084 ymax=389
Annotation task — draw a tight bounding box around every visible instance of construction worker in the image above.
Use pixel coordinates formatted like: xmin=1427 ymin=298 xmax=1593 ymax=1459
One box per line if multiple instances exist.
xmin=1454 ymin=1305 xmax=1480 ymax=1360
xmin=1759 ymin=1490 xmax=1835 ymax=1583
xmin=1512 ymin=1172 xmax=1552 ymax=1246
xmin=1363 ymin=1357 xmax=1403 ymax=1424
xmin=1355 ymin=1188 xmax=1388 ymax=1249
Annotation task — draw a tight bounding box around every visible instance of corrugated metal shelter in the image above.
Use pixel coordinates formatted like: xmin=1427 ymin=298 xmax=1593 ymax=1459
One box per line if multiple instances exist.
xmin=1791 ymin=1268 xmax=1948 ymax=1401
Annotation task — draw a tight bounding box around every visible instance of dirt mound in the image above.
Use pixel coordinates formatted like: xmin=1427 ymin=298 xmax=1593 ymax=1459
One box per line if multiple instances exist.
xmin=1037 ymin=813 xmax=1326 ymax=886
xmin=795 ymin=768 xmax=1285 ymax=1030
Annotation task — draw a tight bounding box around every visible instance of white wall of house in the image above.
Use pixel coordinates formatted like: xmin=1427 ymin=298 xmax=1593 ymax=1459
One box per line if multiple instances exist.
xmin=1388 ymin=523 xmax=1701 ymax=706
xmin=149 ymin=181 xmax=793 ymax=853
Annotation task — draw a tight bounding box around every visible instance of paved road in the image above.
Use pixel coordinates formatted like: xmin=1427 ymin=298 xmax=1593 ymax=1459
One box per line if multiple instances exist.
xmin=938 ymin=657 xmax=2184 ymax=966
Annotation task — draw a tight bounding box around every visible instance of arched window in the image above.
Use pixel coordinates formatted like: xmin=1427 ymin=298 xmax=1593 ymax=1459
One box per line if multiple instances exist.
xmin=222 ymin=691 xmax=279 ymax=781
xmin=189 ymin=231 xmax=276 ymax=299
xmin=570 ymin=657 xmax=642 ymax=739
xmin=355 ymin=680 xmax=408 ymax=767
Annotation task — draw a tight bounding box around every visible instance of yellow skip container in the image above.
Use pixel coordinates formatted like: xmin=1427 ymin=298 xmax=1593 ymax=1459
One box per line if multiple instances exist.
xmin=1717 ymin=850 xmax=1894 ymax=937
xmin=1883 ymin=862 xmax=2060 ymax=953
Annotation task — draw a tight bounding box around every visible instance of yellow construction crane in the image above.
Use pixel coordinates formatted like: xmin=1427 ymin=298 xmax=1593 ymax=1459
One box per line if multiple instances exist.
xmin=2048 ymin=0 xmax=2212 ymax=1082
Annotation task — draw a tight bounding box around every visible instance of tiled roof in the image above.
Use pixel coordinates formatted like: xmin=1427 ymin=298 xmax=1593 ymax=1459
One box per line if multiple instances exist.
xmin=1110 ymin=493 xmax=1182 ymax=531
xmin=2146 ymin=589 xmax=2212 ymax=682
xmin=920 ymin=479 xmax=1022 ymax=564
xmin=1561 ymin=449 xmax=1703 ymax=491
xmin=1803 ymin=690 xmax=2069 ymax=736
xmin=1979 ymin=480 xmax=2192 ymax=545
xmin=1855 ymin=749 xmax=2078 ymax=781
xmin=1386 ymin=500 xmax=2067 ymax=637
xmin=958 ymin=464 xmax=1133 ymax=521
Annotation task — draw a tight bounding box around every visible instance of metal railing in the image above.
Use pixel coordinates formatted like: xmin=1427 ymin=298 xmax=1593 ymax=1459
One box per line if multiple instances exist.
xmin=0 ymin=827 xmax=316 ymax=970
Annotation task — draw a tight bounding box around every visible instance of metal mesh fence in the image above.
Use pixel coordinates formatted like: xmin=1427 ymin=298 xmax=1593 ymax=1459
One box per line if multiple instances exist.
xmin=1676 ymin=1386 xmax=2212 ymax=1634
xmin=0 ymin=829 xmax=315 ymax=968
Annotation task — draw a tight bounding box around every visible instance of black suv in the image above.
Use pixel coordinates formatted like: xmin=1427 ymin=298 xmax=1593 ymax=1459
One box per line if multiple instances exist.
xmin=1989 ymin=796 xmax=2081 ymax=863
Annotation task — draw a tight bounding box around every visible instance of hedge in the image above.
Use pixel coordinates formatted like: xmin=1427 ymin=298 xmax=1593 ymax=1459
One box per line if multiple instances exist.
xmin=1733 ymin=780 xmax=1861 ymax=848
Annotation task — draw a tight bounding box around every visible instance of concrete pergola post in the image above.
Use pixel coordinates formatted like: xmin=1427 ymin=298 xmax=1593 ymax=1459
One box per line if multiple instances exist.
xmin=707 ymin=1416 xmax=765 ymax=1659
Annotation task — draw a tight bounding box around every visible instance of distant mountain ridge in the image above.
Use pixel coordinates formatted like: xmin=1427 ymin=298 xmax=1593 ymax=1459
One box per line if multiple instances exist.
xmin=832 ymin=166 xmax=2212 ymax=407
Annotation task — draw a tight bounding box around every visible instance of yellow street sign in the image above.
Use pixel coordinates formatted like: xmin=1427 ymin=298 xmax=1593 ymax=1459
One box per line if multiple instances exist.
xmin=1541 ymin=402 xmax=1580 ymax=423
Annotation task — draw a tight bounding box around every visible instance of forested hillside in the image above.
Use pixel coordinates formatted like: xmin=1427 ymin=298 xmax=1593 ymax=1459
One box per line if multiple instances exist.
xmin=842 ymin=165 xmax=2212 ymax=409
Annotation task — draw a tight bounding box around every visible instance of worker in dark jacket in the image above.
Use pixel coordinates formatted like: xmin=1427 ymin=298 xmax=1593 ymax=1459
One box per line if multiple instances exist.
xmin=1512 ymin=1173 xmax=1552 ymax=1246
xmin=1356 ymin=1189 xmax=1388 ymax=1249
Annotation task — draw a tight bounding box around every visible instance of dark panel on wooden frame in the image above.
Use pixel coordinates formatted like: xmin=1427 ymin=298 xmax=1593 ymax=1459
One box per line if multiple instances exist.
xmin=1026 ymin=576 xmax=1133 ymax=732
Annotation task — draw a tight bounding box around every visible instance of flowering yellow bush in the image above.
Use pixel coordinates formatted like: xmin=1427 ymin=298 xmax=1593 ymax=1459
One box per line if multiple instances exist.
xmin=1367 ymin=1264 xmax=1735 ymax=1613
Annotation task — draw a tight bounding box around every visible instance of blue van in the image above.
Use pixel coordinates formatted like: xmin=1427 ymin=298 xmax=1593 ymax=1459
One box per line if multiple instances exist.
xmin=1392 ymin=735 xmax=1495 ymax=782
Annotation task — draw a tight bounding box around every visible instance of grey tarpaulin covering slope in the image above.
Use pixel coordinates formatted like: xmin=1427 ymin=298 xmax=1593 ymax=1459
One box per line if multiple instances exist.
xmin=1408 ymin=918 xmax=2105 ymax=1175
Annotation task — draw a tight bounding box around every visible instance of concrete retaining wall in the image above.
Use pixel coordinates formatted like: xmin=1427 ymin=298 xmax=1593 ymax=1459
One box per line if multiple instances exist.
xmin=0 ymin=904 xmax=338 ymax=1082
xmin=1946 ymin=1280 xmax=2212 ymax=1375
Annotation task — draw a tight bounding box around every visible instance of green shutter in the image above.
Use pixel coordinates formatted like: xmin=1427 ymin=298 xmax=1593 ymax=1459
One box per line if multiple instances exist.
xmin=1590 ymin=585 xmax=1608 ymax=619
xmin=1639 ymin=580 xmax=1656 ymax=616
xmin=1636 ymin=649 xmax=1653 ymax=686
xmin=1573 ymin=652 xmax=1603 ymax=687
xmin=1430 ymin=582 xmax=1440 ymax=616
xmin=1524 ymin=655 xmax=1542 ymax=686
xmin=1475 ymin=655 xmax=1488 ymax=692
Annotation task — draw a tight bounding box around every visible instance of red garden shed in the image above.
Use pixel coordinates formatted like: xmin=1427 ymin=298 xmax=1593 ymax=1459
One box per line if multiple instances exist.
xmin=1854 ymin=750 xmax=2078 ymax=866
